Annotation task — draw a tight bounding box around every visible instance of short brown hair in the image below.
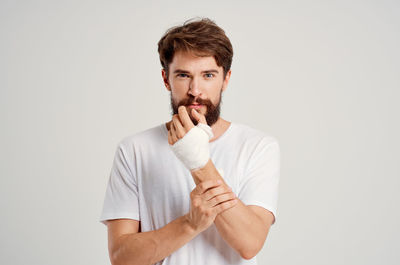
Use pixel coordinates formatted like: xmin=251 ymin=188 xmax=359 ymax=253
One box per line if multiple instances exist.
xmin=157 ymin=18 xmax=233 ymax=78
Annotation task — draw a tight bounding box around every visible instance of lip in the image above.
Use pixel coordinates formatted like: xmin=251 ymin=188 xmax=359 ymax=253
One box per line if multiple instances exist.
xmin=187 ymin=104 xmax=203 ymax=109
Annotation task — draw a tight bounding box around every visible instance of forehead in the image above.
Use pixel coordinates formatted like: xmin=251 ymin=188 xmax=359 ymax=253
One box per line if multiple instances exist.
xmin=169 ymin=50 xmax=221 ymax=72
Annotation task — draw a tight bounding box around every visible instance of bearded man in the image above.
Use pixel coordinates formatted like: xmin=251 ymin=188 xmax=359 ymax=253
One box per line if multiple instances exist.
xmin=100 ymin=17 xmax=280 ymax=265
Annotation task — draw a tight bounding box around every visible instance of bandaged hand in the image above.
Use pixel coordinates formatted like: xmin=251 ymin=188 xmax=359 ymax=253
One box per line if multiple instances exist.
xmin=171 ymin=122 xmax=213 ymax=170
xmin=168 ymin=106 xmax=214 ymax=171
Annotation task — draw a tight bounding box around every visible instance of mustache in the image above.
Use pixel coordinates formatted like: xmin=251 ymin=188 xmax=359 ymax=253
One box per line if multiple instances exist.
xmin=170 ymin=92 xmax=222 ymax=126
xmin=179 ymin=97 xmax=212 ymax=106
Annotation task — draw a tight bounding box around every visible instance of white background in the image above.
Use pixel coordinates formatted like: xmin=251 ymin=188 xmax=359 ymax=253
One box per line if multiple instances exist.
xmin=1 ymin=0 xmax=399 ymax=264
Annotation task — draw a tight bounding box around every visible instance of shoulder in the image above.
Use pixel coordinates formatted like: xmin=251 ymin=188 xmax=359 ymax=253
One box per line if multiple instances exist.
xmin=231 ymin=123 xmax=280 ymax=171
xmin=116 ymin=124 xmax=167 ymax=151
xmin=230 ymin=122 xmax=279 ymax=149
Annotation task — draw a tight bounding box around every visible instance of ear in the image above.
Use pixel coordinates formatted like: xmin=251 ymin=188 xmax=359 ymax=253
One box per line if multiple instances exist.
xmin=162 ymin=69 xmax=171 ymax=91
xmin=221 ymin=69 xmax=231 ymax=92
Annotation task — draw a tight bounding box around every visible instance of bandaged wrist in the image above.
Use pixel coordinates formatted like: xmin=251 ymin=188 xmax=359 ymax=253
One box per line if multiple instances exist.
xmin=170 ymin=123 xmax=214 ymax=171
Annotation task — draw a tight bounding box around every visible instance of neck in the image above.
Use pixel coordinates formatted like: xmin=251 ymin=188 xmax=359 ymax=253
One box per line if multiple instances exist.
xmin=208 ymin=117 xmax=231 ymax=142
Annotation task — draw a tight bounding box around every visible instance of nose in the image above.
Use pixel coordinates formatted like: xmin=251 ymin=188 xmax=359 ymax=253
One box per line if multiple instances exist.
xmin=188 ymin=76 xmax=202 ymax=97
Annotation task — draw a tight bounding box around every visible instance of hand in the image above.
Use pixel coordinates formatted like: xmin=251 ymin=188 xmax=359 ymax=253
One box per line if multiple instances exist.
xmin=168 ymin=106 xmax=207 ymax=145
xmin=167 ymin=106 xmax=214 ymax=171
xmin=185 ymin=179 xmax=238 ymax=233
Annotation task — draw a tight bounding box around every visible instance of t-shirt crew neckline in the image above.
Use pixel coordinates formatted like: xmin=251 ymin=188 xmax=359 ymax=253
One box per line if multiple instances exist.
xmin=161 ymin=122 xmax=234 ymax=145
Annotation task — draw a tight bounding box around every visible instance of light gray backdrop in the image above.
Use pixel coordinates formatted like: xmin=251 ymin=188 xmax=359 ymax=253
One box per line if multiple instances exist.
xmin=1 ymin=0 xmax=399 ymax=264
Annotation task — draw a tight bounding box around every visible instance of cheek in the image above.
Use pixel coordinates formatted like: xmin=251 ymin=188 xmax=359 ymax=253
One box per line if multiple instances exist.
xmin=170 ymin=80 xmax=189 ymax=93
xmin=210 ymin=83 xmax=223 ymax=99
xmin=170 ymin=89 xmax=186 ymax=104
xmin=199 ymin=81 xmax=221 ymax=97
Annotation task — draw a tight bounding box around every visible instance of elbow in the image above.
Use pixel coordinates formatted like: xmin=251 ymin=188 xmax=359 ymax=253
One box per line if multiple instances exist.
xmin=109 ymin=238 xmax=130 ymax=265
xmin=110 ymin=250 xmax=151 ymax=265
xmin=110 ymin=253 xmax=119 ymax=265
xmin=110 ymin=236 xmax=156 ymax=265
xmin=109 ymin=244 xmax=120 ymax=265
xmin=111 ymin=253 xmax=148 ymax=265
xmin=240 ymin=250 xmax=258 ymax=260
xmin=110 ymin=253 xmax=121 ymax=265
xmin=238 ymin=242 xmax=263 ymax=260
xmin=110 ymin=249 xmax=127 ymax=265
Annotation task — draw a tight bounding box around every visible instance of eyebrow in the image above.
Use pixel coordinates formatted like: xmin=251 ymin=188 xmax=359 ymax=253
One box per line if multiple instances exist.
xmin=173 ymin=69 xmax=219 ymax=74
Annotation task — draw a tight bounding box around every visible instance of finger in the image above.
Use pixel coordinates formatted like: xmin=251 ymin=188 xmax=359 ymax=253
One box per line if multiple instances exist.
xmin=203 ymin=185 xmax=232 ymax=201
xmin=193 ymin=179 xmax=222 ymax=195
xmin=168 ymin=129 xmax=173 ymax=145
xmin=213 ymin=198 xmax=238 ymax=215
xmin=191 ymin=108 xmax=207 ymax=125
xmin=172 ymin=114 xmax=186 ymax=138
xmin=170 ymin=122 xmax=178 ymax=143
xmin=178 ymin=106 xmax=195 ymax=131
xmin=207 ymin=192 xmax=237 ymax=208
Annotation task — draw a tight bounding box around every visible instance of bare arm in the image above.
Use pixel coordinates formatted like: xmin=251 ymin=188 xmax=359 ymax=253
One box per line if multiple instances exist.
xmin=106 ymin=180 xmax=237 ymax=265
xmin=107 ymin=216 xmax=197 ymax=265
xmin=191 ymin=159 xmax=275 ymax=260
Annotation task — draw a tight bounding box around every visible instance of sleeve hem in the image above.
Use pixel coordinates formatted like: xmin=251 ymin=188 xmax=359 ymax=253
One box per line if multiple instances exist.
xmin=99 ymin=212 xmax=140 ymax=226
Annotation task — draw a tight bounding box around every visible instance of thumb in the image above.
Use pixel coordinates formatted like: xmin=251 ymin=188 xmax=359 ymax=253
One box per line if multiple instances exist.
xmin=192 ymin=109 xmax=207 ymax=125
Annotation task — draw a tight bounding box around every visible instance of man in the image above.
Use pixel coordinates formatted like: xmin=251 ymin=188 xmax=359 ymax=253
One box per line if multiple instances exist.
xmin=100 ymin=18 xmax=280 ymax=265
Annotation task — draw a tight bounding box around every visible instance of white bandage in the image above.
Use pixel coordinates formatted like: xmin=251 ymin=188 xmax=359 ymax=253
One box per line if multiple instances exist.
xmin=170 ymin=123 xmax=214 ymax=171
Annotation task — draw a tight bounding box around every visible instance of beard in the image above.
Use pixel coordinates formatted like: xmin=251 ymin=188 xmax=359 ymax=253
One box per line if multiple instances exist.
xmin=170 ymin=90 xmax=222 ymax=126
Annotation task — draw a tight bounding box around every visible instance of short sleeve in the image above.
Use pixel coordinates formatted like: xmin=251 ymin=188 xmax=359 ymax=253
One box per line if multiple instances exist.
xmin=238 ymin=138 xmax=280 ymax=225
xmin=99 ymin=142 xmax=140 ymax=225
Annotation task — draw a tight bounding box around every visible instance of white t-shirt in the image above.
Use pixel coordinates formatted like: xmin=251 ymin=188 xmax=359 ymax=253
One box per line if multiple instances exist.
xmin=100 ymin=122 xmax=280 ymax=265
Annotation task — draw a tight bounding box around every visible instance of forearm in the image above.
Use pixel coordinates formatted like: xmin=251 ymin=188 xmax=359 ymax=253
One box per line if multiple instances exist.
xmin=191 ymin=159 xmax=267 ymax=259
xmin=213 ymin=200 xmax=268 ymax=259
xmin=111 ymin=214 xmax=198 ymax=265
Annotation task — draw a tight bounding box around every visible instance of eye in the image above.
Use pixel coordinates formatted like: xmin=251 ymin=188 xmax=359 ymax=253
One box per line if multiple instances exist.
xmin=177 ymin=73 xmax=189 ymax=78
xmin=205 ymin=73 xmax=214 ymax=78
